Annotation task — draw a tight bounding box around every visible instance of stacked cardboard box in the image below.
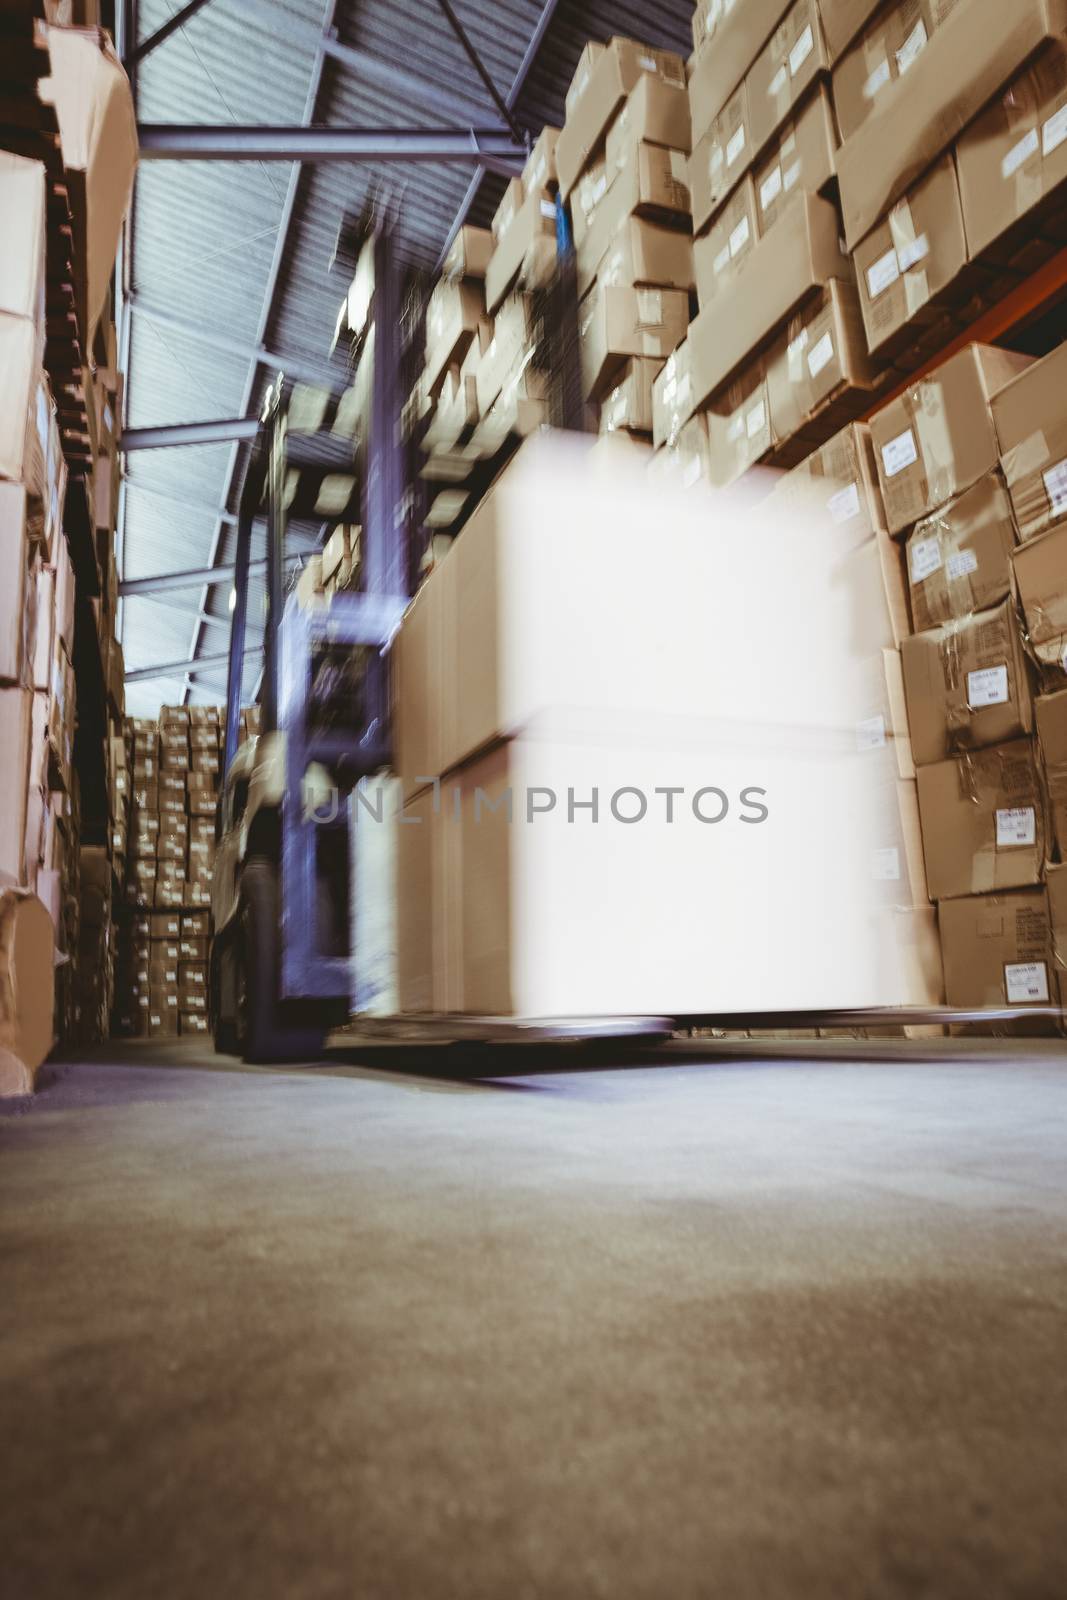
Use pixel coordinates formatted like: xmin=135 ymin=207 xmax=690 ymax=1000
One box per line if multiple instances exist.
xmin=652 ymin=0 xmax=885 ymax=489
xmin=858 ymin=340 xmax=1066 ymax=1026
xmin=555 ymin=38 xmax=692 ymax=435
xmin=113 ymin=707 xmax=223 ymax=1039
xmin=831 ymin=0 xmax=1067 ymax=367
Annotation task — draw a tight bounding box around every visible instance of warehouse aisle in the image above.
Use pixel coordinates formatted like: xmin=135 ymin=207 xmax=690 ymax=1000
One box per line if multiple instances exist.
xmin=3 ymin=1040 xmax=1066 ymax=1600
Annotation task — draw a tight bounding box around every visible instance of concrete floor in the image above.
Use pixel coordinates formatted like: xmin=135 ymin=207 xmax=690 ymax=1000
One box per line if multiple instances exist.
xmin=2 ymin=1036 xmax=1066 ymax=1600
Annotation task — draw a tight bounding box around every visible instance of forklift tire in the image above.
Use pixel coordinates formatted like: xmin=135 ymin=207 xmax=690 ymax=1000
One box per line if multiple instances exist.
xmin=239 ymin=856 xmax=330 ymax=1065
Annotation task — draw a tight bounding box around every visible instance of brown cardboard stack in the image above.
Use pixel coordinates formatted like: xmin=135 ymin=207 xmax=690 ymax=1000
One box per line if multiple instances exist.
xmin=832 ymin=0 xmax=1067 ymax=365
xmin=862 ymin=339 xmax=1067 ymax=1025
xmin=556 ymin=37 xmax=692 ymax=434
xmin=114 ymin=706 xmax=224 ymax=1038
xmin=651 ymin=0 xmax=884 ymax=490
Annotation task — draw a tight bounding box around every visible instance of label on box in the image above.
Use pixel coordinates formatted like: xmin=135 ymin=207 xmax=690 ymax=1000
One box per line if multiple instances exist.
xmin=759 ymin=166 xmax=783 ymax=211
xmin=867 ymin=248 xmax=900 ymax=299
xmin=967 ymin=664 xmax=1009 ymax=708
xmin=746 ymin=399 xmax=766 ymax=439
xmin=828 ymin=482 xmax=861 ymax=524
xmin=1043 ymin=104 xmax=1067 ymax=157
xmin=782 ymin=159 xmax=801 ymax=192
xmin=1004 ymin=961 xmax=1049 ymax=1004
xmin=806 ymin=331 xmax=834 ymax=378
xmin=788 ymin=24 xmax=813 ymax=76
xmin=769 ymin=65 xmax=788 ymax=97
xmin=882 ymin=428 xmax=917 ymax=477
xmin=996 ymin=807 xmax=1036 ymax=848
xmin=1002 ymin=128 xmax=1039 ymax=180
xmin=897 ymin=234 xmax=929 ymax=272
xmin=872 ymin=847 xmax=901 ymax=881
xmin=946 ymin=548 xmax=979 ymax=581
xmin=909 ymin=536 xmax=942 ymax=583
xmin=729 ymin=216 xmax=750 ymax=257
xmin=856 ymin=714 xmax=887 ymax=751
xmin=787 ymin=327 xmax=809 ymax=363
xmin=713 ymin=245 xmax=731 ymax=275
xmin=864 ymin=58 xmax=891 ymax=100
xmin=539 ymin=199 xmax=556 ymax=219
xmin=725 ymin=125 xmax=746 ymax=167
xmin=1042 ymin=458 xmax=1067 ymax=514
xmin=896 ymin=19 xmax=927 ymax=73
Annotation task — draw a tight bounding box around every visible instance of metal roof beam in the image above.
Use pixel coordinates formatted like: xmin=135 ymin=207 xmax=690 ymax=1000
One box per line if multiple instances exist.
xmin=120 ymin=553 xmax=303 ymax=597
xmin=127 ymin=295 xmax=344 ymax=389
xmin=124 ymin=418 xmax=261 ymax=450
xmin=320 ymin=32 xmax=507 ymax=128
xmin=127 ymin=647 xmax=260 ymax=685
xmin=124 ymin=0 xmax=217 ymax=66
xmin=136 ymin=125 xmax=527 ymax=164
xmin=436 ymin=0 xmax=561 ymax=269
xmin=434 ymin=0 xmax=526 ymax=145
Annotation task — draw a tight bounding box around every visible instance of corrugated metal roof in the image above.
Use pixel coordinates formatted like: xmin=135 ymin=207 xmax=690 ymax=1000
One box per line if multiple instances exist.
xmin=122 ymin=0 xmax=696 ymax=716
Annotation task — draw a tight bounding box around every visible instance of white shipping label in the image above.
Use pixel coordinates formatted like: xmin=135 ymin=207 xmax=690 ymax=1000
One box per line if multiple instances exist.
xmin=759 ymin=166 xmax=783 ymax=211
xmin=967 ymin=664 xmax=1009 ymax=708
xmin=909 ymin=535 xmax=942 ymax=583
xmin=882 ymin=428 xmax=918 ymax=477
xmin=746 ymin=400 xmax=767 ymax=439
xmin=769 ymin=65 xmax=789 ymax=97
xmin=787 ymin=328 xmax=809 ymax=362
xmin=864 ymin=58 xmax=891 ymax=100
xmin=638 ymin=54 xmax=657 ymax=71
xmin=872 ymin=848 xmax=901 ymax=882
xmin=867 ymin=247 xmax=900 ymax=299
xmin=729 ymin=215 xmax=751 ymax=257
xmin=540 ymin=199 xmax=556 ymax=219
xmin=1002 ymin=127 xmax=1040 ymax=180
xmin=828 ymin=482 xmax=861 ymax=524
xmin=782 ymin=159 xmax=801 ymax=191
xmin=897 ymin=234 xmax=929 ymax=272
xmin=1043 ymin=103 xmax=1067 ymax=157
xmin=788 ymin=24 xmax=814 ymax=76
xmin=727 ymin=416 xmax=745 ymax=443
xmin=857 ymin=715 xmax=887 ymax=752
xmin=1042 ymin=457 xmax=1067 ymax=514
xmin=946 ymin=548 xmax=979 ymax=581
xmin=713 ymin=245 xmax=731 ymax=276
xmin=896 ymin=19 xmax=927 ymax=73
xmin=1004 ymin=962 xmax=1050 ymax=1004
xmin=996 ymin=807 xmax=1036 ymax=848
xmin=807 ymin=331 xmax=835 ymax=378
xmin=726 ymin=124 xmax=746 ymax=167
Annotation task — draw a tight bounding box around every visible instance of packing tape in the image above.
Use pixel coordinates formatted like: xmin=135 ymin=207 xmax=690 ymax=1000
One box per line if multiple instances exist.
xmin=1001 ymin=429 xmax=1050 ymax=485
xmin=912 ymin=379 xmax=956 ymax=510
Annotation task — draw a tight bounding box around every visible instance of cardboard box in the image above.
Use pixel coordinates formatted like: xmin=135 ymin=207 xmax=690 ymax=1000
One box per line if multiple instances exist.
xmin=765 ymin=276 xmax=880 ymax=445
xmin=705 ymin=366 xmax=774 ymax=487
xmin=556 ymin=38 xmax=687 ymax=198
xmin=0 ymin=314 xmax=48 ymax=499
xmin=180 ymin=1011 xmax=209 ymax=1035
xmin=869 ymin=344 xmax=1033 ymax=535
xmin=917 ymin=739 xmax=1046 ymax=900
xmin=688 ymin=81 xmax=754 ymax=235
xmin=901 ymin=596 xmax=1034 ymax=766
xmin=485 ymin=188 xmax=557 ymax=315
xmin=578 ymin=284 xmax=690 ymax=401
xmin=906 ymin=472 xmax=1018 ymax=632
xmin=651 ymin=342 xmax=695 ymax=449
xmin=870 ymin=775 xmax=929 ymax=908
xmin=424 ymin=279 xmax=485 ymax=398
xmin=0 ymin=484 xmax=37 ymax=689
xmin=474 ymin=295 xmax=533 ymax=418
xmin=992 ymin=340 xmax=1067 ymax=545
xmin=182 ymin=910 xmax=211 ymax=938
xmin=851 ymin=648 xmax=915 ymax=779
xmin=773 ymin=420 xmax=887 ymax=548
xmin=694 ymin=178 xmax=759 ymax=309
xmin=939 ymin=887 xmax=1055 ymax=1009
xmin=753 ymin=83 xmax=838 ymax=236
xmin=853 ymin=154 xmax=969 ymax=357
xmin=599 ymin=357 xmax=662 ymax=436
xmin=1048 ymin=863 xmax=1067 ymax=1006
xmin=835 ymin=0 xmax=1067 ymax=250
xmin=956 ymin=41 xmax=1067 ymax=261
xmin=0 ymin=153 xmax=47 ymax=341
xmin=1013 ymin=524 xmax=1067 ymax=674
xmin=842 ymin=529 xmax=911 ymax=655
xmin=831 ymin=0 xmax=935 ymax=141
xmin=689 ymin=0 xmax=792 ymax=146
xmin=577 ymin=138 xmax=691 ymax=262
xmin=687 ymin=192 xmax=851 ymax=414
xmin=818 ymin=0 xmax=887 ymax=63
xmin=579 ymin=214 xmax=694 ymax=301
xmin=1036 ymin=689 xmax=1067 ymax=858
xmin=523 ymin=126 xmax=560 ymax=198
xmin=490 ymin=178 xmax=525 ymax=244
xmin=747 ymin=0 xmax=831 ymax=153
xmin=604 ymin=74 xmax=691 ymax=167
